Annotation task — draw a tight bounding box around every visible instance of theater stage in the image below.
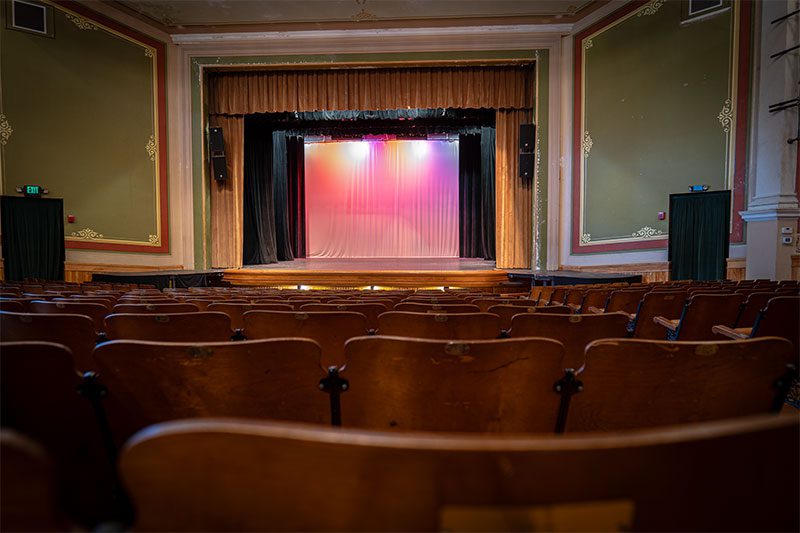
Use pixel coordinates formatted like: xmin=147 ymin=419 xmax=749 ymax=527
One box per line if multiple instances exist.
xmin=222 ymin=258 xmax=510 ymax=289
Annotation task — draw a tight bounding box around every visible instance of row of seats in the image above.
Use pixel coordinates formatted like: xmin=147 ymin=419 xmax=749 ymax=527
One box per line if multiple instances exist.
xmin=3 ymin=334 xmax=796 ymax=527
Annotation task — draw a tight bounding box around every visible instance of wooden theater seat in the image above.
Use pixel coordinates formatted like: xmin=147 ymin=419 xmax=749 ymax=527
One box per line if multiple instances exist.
xmin=93 ymin=339 xmax=330 ymax=444
xmin=119 ymin=415 xmax=799 ymax=532
xmin=628 ymin=290 xmax=687 ymax=339
xmin=470 ymin=298 xmax=538 ymax=312
xmin=299 ymin=302 xmax=388 ymax=332
xmin=567 ymin=288 xmax=614 ymax=314
xmin=653 ymin=293 xmax=744 ymax=341
xmin=242 ymin=311 xmax=368 ymax=368
xmin=394 ymin=302 xmax=481 ymax=314
xmin=104 ymin=312 xmax=234 ymax=342
xmin=29 ymin=300 xmax=110 ymax=333
xmin=587 ymin=288 xmax=648 ymax=315
xmin=0 ymin=311 xmax=98 ymax=371
xmin=564 ymin=337 xmax=796 ymax=432
xmin=0 ymin=299 xmax=25 ymax=312
xmin=340 ymin=336 xmax=565 ymax=432
xmin=377 ymin=311 xmax=502 ymax=340
xmin=1 ymin=430 xmax=65 ymax=531
xmin=208 ymin=302 xmax=294 ymax=330
xmin=112 ymin=302 xmax=201 ymax=314
xmin=712 ymin=296 xmax=800 ymax=351
xmin=732 ymin=292 xmax=785 ymax=328
xmin=1 ymin=342 xmax=118 ymax=527
xmin=508 ymin=312 xmax=629 ymax=369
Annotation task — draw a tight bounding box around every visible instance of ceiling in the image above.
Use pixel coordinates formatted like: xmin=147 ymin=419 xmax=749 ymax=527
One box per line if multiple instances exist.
xmin=108 ymin=0 xmax=602 ymax=33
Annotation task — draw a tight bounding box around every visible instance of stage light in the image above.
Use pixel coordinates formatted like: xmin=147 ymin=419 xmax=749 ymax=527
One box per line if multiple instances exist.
xmin=411 ymin=140 xmax=429 ymax=157
xmin=348 ymin=141 xmax=370 ymax=160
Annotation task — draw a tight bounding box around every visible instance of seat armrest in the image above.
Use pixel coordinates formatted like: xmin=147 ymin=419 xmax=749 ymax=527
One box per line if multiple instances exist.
xmin=586 ymin=306 xmax=604 ymax=314
xmin=711 ymin=324 xmax=749 ymax=339
xmin=566 ymin=303 xmax=580 ymax=312
xmin=653 ymin=315 xmax=679 ymax=331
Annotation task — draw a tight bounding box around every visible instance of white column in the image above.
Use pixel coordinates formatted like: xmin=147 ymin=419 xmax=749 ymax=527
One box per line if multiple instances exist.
xmin=741 ymin=0 xmax=800 ymax=280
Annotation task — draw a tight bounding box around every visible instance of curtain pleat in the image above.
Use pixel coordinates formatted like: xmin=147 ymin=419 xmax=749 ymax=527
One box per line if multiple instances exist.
xmin=272 ymin=131 xmax=293 ymax=261
xmin=208 ymin=66 xmax=534 ymax=115
xmin=287 ymin=136 xmax=307 ymax=258
xmin=208 ymin=115 xmax=244 ymax=268
xmin=0 ymin=197 xmax=65 ymax=281
xmin=495 ymin=109 xmax=533 ymax=269
xmin=669 ymin=191 xmax=731 ymax=281
xmin=480 ymin=127 xmax=497 ymax=260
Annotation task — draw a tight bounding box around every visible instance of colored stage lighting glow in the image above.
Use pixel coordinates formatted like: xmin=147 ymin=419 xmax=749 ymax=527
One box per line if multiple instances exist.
xmin=348 ymin=140 xmax=370 ymax=160
xmin=304 ymin=139 xmax=459 ymax=258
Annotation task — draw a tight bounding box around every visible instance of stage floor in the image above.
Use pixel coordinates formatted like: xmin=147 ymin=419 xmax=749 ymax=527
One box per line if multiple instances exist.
xmin=223 ymin=258 xmax=509 ymax=288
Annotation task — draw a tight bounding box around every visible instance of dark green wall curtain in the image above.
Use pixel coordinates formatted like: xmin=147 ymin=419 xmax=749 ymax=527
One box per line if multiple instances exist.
xmin=458 ymin=128 xmax=496 ymax=259
xmin=243 ymin=118 xmax=277 ymax=264
xmin=0 ymin=196 xmax=65 ymax=281
xmin=669 ymin=190 xmax=731 ymax=281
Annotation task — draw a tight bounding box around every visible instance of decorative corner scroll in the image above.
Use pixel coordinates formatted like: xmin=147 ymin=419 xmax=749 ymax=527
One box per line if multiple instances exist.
xmin=0 ymin=114 xmax=12 ymax=145
xmin=718 ymin=98 xmax=733 ymax=133
xmin=71 ymin=228 xmax=104 ymax=240
xmin=582 ymin=131 xmax=593 ymax=157
xmin=351 ymin=0 xmax=377 ymax=21
xmin=148 ymin=234 xmax=160 ymax=245
xmin=584 ymin=39 xmax=594 ymax=50
xmin=631 ymin=226 xmax=665 ymax=239
xmin=65 ymin=13 xmax=98 ymax=30
xmin=144 ymin=48 xmax=155 ymax=59
xmin=637 ymin=0 xmax=665 ymax=17
xmin=581 ymin=233 xmax=592 ymax=244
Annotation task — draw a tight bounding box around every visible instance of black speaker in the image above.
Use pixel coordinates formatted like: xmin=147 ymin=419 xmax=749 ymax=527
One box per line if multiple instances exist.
xmin=519 ymin=152 xmax=534 ymax=180
xmin=208 ymin=127 xmax=228 ymax=182
xmin=519 ymin=123 xmax=535 ymax=152
xmin=209 ymin=127 xmax=225 ymax=157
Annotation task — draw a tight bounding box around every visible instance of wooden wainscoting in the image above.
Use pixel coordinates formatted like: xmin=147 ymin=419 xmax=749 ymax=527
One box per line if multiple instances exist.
xmin=0 ymin=259 xmax=182 ymax=283
xmin=559 ymin=263 xmax=670 ymax=283
xmin=64 ymin=263 xmax=183 ymax=283
xmin=561 ymin=259 xmax=746 ymax=283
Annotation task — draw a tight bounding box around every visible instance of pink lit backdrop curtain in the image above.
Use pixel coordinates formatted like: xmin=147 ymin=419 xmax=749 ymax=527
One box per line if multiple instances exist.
xmin=305 ymin=140 xmax=459 ymax=258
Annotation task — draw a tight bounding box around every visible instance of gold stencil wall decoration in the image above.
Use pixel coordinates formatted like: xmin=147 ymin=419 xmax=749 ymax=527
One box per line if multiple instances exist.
xmin=145 ymin=135 xmax=157 ymax=161
xmin=71 ymin=228 xmax=104 ymax=240
xmin=584 ymin=39 xmax=594 ymax=50
xmin=65 ymin=13 xmax=98 ymax=30
xmin=582 ymin=131 xmax=593 ymax=157
xmin=631 ymin=226 xmax=665 ymax=239
xmin=637 ymin=0 xmax=666 ymax=17
xmin=717 ymin=98 xmax=733 ymax=133
xmin=0 ymin=114 xmax=12 ymax=145
xmin=148 ymin=234 xmax=160 ymax=245
xmin=581 ymin=233 xmax=592 ymax=244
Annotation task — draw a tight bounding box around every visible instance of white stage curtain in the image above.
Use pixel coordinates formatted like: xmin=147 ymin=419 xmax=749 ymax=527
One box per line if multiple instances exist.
xmin=305 ymin=140 xmax=459 ymax=258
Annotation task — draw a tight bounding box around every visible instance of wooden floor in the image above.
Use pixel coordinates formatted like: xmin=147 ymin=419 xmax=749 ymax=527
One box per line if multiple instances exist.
xmin=223 ymin=258 xmax=509 ymax=288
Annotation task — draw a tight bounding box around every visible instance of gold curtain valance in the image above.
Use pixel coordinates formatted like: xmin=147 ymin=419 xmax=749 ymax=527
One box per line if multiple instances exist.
xmin=208 ymin=65 xmax=534 ymax=115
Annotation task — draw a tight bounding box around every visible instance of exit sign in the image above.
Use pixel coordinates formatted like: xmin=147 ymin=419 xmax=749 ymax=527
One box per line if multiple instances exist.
xmin=15 ymin=185 xmax=48 ymax=197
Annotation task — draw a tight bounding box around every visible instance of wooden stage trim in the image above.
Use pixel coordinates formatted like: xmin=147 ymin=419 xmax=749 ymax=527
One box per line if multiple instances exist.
xmin=223 ymin=268 xmax=510 ymax=288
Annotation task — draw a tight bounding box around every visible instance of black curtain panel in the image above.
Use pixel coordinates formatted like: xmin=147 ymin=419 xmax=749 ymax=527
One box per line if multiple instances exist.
xmin=669 ymin=190 xmax=731 ymax=281
xmin=480 ymin=126 xmax=497 ymax=260
xmin=286 ymin=136 xmax=307 ymax=258
xmin=0 ymin=196 xmax=65 ymax=281
xmin=272 ymin=131 xmax=294 ymax=261
xmin=458 ymin=133 xmax=482 ymax=258
xmin=457 ymin=128 xmax=496 ymax=260
xmin=243 ymin=117 xmax=278 ymax=264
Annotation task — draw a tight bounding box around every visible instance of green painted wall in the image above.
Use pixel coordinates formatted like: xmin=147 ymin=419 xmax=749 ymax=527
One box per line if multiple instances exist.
xmin=0 ymin=3 xmax=160 ymax=247
xmin=191 ymin=50 xmax=544 ymax=269
xmin=581 ymin=1 xmax=732 ymax=244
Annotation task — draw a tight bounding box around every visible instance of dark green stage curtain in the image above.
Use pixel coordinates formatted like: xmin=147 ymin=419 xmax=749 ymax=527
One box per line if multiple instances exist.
xmin=243 ymin=118 xmax=278 ymax=264
xmin=669 ymin=190 xmax=731 ymax=281
xmin=457 ymin=128 xmax=496 ymax=260
xmin=286 ymin=136 xmax=306 ymax=258
xmin=0 ymin=196 xmax=65 ymax=281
